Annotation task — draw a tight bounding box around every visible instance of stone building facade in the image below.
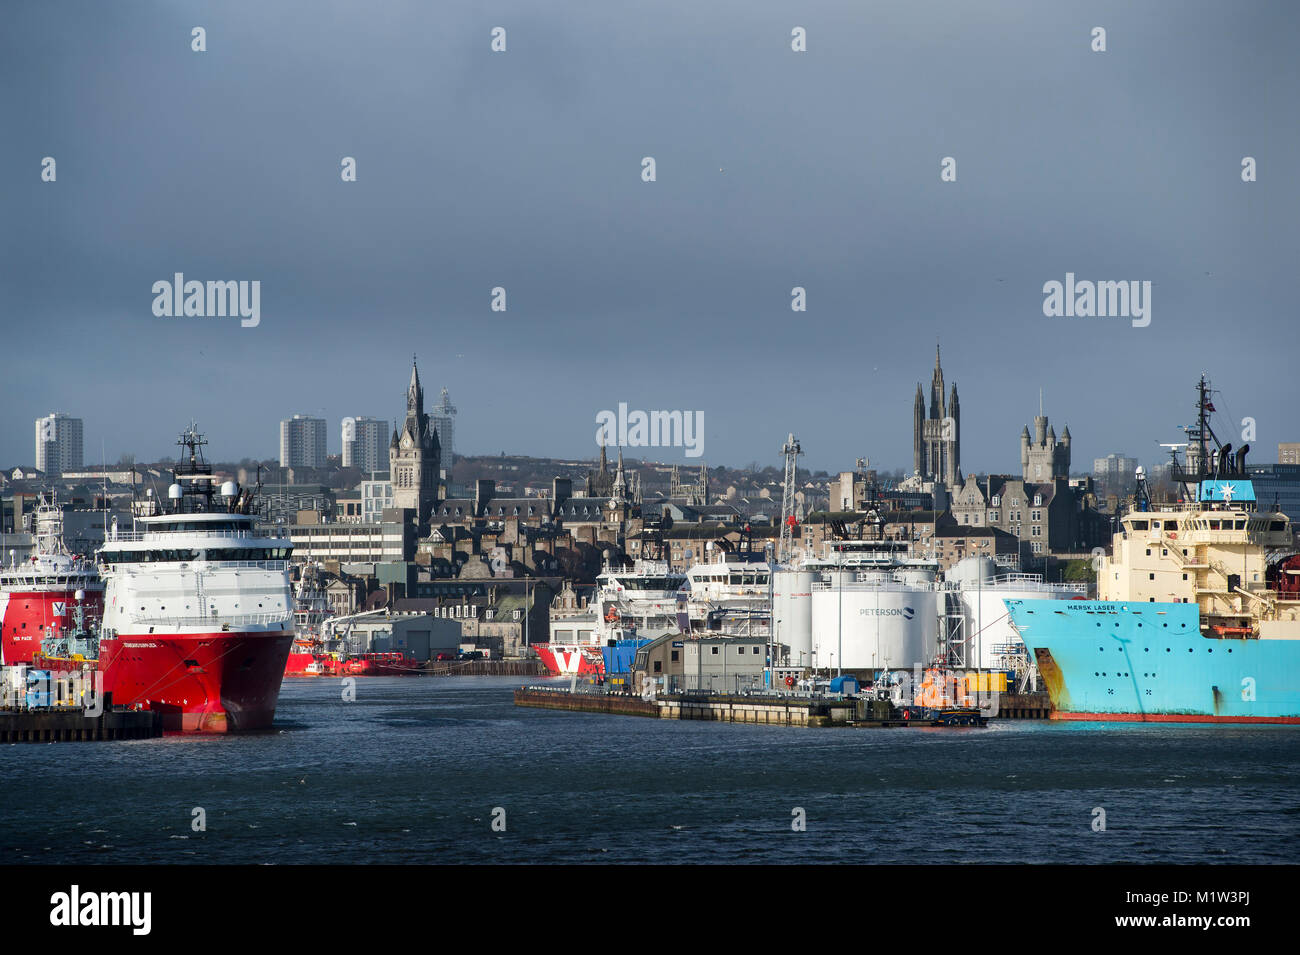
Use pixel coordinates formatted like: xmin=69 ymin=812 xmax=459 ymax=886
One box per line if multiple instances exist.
xmin=950 ymin=474 xmax=1099 ymax=558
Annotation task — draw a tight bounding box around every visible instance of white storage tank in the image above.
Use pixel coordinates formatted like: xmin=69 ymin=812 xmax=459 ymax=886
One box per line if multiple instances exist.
xmin=772 ymin=569 xmax=814 ymax=667
xmin=811 ymin=581 xmax=938 ymax=671
xmin=946 ymin=557 xmax=1087 ymax=669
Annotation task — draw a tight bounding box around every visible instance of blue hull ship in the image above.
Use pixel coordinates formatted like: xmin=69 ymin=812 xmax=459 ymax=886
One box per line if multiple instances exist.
xmin=1003 ymin=376 xmax=1300 ymax=725
xmin=1005 ymin=599 xmax=1300 ymax=723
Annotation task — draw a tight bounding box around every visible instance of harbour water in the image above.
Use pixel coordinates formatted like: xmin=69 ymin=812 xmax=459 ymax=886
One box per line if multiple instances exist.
xmin=2 ymin=677 xmax=1297 ymax=864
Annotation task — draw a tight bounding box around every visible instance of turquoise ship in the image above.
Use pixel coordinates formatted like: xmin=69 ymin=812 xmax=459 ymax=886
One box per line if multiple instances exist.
xmin=1006 ymin=377 xmax=1300 ymax=724
xmin=1006 ymin=599 xmax=1299 ymax=722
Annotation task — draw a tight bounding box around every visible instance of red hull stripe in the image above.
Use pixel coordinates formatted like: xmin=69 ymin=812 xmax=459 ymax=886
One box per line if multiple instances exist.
xmin=1052 ymin=711 xmax=1300 ymax=725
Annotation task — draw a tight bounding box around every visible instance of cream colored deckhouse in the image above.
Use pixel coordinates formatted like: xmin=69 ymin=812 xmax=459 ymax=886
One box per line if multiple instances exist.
xmin=1101 ymin=504 xmax=1300 ymax=640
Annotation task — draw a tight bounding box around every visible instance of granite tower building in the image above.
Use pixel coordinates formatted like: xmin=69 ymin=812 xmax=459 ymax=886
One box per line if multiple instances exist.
xmin=913 ymin=344 xmax=960 ymax=487
xmin=389 ymin=358 xmax=441 ymax=525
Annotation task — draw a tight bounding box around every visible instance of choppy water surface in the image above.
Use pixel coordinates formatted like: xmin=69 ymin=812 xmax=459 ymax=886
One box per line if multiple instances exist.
xmin=3 ymin=677 xmax=1297 ymax=864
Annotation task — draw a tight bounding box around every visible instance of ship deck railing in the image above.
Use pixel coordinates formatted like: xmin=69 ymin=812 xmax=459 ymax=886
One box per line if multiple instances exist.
xmin=105 ymin=528 xmax=287 ymax=542
xmin=812 ymin=580 xmax=928 ymax=593
xmin=112 ymin=611 xmax=292 ymax=630
xmin=939 ymin=576 xmax=1083 ymax=592
xmin=98 ymin=559 xmax=290 ymax=572
xmin=0 ymin=570 xmax=101 ymax=584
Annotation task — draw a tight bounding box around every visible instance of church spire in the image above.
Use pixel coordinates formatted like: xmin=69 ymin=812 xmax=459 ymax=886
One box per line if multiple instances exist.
xmin=611 ymin=447 xmax=628 ymax=500
xmin=407 ymin=356 xmax=423 ymax=417
xmin=930 ymin=340 xmax=946 ymax=419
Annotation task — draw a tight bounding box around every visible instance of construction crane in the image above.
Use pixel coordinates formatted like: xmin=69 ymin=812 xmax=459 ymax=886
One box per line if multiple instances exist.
xmin=322 ymin=608 xmax=387 ymax=656
xmin=778 ymin=433 xmax=803 ymax=564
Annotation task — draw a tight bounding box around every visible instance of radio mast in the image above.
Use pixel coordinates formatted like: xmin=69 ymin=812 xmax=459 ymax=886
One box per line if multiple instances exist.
xmin=778 ymin=433 xmax=803 ymax=564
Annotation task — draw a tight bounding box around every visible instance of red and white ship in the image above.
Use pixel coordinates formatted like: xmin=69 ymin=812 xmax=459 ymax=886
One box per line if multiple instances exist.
xmin=532 ymin=640 xmax=606 ymax=677
xmin=537 ymin=560 xmax=685 ymax=676
xmin=284 ymin=562 xmax=340 ymax=677
xmin=0 ymin=493 xmax=104 ymax=666
xmin=95 ymin=427 xmax=294 ymax=733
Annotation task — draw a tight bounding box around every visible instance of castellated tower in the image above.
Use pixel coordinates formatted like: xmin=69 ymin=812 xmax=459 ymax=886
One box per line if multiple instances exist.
xmin=1021 ymin=402 xmax=1071 ymax=482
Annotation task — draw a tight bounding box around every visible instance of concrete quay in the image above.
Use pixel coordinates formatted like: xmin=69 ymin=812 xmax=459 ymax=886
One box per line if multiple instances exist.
xmin=514 ymin=687 xmax=987 ymax=728
xmin=0 ymin=706 xmax=162 ymax=742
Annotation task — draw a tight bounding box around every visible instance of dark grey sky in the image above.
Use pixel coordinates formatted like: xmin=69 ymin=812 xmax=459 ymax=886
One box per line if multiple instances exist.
xmin=2 ymin=0 xmax=1296 ymax=474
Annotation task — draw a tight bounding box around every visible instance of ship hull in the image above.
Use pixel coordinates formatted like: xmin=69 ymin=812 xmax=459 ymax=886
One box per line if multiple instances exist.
xmin=534 ymin=643 xmax=604 ymax=677
xmin=284 ymin=647 xmax=344 ymax=677
xmin=1006 ymin=599 xmax=1300 ymax=723
xmin=97 ymin=630 xmax=293 ymax=733
xmin=0 ymin=587 xmax=104 ymax=665
xmin=340 ymin=654 xmax=423 ymax=676
xmin=284 ymin=650 xmax=319 ymax=676
xmin=1047 ymin=710 xmax=1300 ymax=724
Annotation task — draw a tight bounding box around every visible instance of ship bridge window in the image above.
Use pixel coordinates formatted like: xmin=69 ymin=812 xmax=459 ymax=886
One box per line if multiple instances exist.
xmin=122 ymin=548 xmax=200 ymax=563
xmin=151 ymin=519 xmax=250 ymax=533
xmin=1130 ymin=520 xmax=1149 ymax=530
xmin=208 ymin=547 xmax=292 ymax=561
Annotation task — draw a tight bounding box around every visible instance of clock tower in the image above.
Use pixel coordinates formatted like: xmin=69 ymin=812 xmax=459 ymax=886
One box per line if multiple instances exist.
xmin=389 ymin=357 xmax=441 ymax=523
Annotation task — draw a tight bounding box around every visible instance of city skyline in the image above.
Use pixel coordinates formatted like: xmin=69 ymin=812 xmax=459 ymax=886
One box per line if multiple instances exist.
xmin=7 ymin=358 xmax=1289 ymax=480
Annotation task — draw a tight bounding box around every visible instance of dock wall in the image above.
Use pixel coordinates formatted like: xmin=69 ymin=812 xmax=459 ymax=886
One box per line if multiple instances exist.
xmin=0 ymin=708 xmax=162 ymax=742
xmin=513 ymin=687 xmax=659 ymax=717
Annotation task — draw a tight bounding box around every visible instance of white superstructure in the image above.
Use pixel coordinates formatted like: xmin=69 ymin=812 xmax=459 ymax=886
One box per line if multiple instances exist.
xmin=682 ymin=546 xmax=772 ymax=627
xmin=594 ymin=559 xmax=686 ymax=633
xmin=100 ymin=509 xmax=293 ymax=639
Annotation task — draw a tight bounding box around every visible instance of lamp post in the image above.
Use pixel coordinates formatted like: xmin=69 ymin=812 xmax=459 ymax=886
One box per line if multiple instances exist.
xmin=837 ymin=549 xmax=843 ymax=678
xmin=524 ymin=577 xmax=531 ymax=652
